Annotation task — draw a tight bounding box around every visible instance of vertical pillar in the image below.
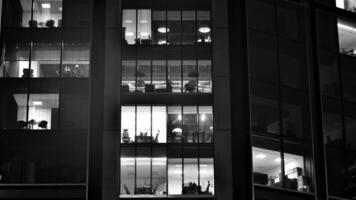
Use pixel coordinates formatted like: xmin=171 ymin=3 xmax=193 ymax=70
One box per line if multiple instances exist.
xmin=227 ymin=0 xmax=254 ymax=199
xmin=87 ymin=0 xmax=106 ymax=199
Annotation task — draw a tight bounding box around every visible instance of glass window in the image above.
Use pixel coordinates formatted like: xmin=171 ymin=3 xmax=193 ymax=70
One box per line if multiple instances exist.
xmin=27 ymin=93 xmax=59 ymax=130
xmin=122 ymin=60 xmax=136 ymax=93
xmin=183 ymin=158 xmax=199 ymax=194
xmin=197 ymin=11 xmax=211 ymax=44
xmin=198 ymin=60 xmax=212 ymax=93
xmin=199 ymin=158 xmax=214 ymax=194
xmin=137 ymin=10 xmax=152 ymax=45
xmin=121 ymin=106 xmax=136 ymax=143
xmin=136 ymin=106 xmax=151 ymax=143
xmin=33 ymin=0 xmax=63 ymax=28
xmin=182 ymin=11 xmax=196 ymax=45
xmin=136 ymin=157 xmax=152 ymax=194
xmin=152 ymin=11 xmax=167 ymax=45
xmin=336 ymin=0 xmax=356 ymax=12
xmin=167 ymin=11 xmax=182 ymax=45
xmin=168 ymin=158 xmax=183 ymax=195
xmin=62 ymin=43 xmax=90 ymax=78
xmin=252 ymin=146 xmax=282 ymax=187
xmin=152 ymin=157 xmax=167 ymax=195
xmin=152 ymin=106 xmax=167 ymax=143
xmin=152 ymin=60 xmax=167 ymax=92
xmin=123 ymin=9 xmax=136 ymax=45
xmin=199 ymin=106 xmax=213 ymax=143
xmin=183 ymin=106 xmax=198 ymax=143
xmin=318 ymin=50 xmax=340 ymax=98
xmin=168 ymin=60 xmax=182 ymax=93
xmin=3 ymin=61 xmax=31 ymax=78
xmin=137 ymin=60 xmax=151 ymax=93
xmin=183 ymin=60 xmax=197 ymax=93
xmin=4 ymin=0 xmax=32 ymax=27
xmin=121 ymin=157 xmax=135 ymax=195
xmin=168 ymin=106 xmax=183 ymax=143
xmin=31 ymin=43 xmax=61 ymax=78
xmin=338 ymin=19 xmax=356 ymax=57
xmin=250 ymin=81 xmax=280 ymax=135
xmin=59 ymin=80 xmax=89 ymax=130
xmin=248 ymin=31 xmax=278 ymax=83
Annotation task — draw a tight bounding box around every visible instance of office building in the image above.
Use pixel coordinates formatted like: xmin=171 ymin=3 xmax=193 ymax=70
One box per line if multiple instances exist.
xmin=0 ymin=0 xmax=355 ymax=200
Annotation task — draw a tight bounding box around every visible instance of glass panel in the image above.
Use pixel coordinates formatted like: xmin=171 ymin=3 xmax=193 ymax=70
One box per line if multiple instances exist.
xmin=137 ymin=60 xmax=151 ymax=93
xmin=197 ymin=11 xmax=211 ymax=44
xmin=32 ymin=43 xmax=61 ymax=61
xmin=252 ymin=146 xmax=282 ymax=188
xmin=123 ymin=9 xmax=136 ymax=45
xmin=152 ymin=11 xmax=167 ymax=45
xmin=338 ymin=19 xmax=356 ymax=57
xmin=183 ymin=106 xmax=198 ymax=143
xmin=121 ymin=157 xmax=135 ymax=195
xmin=4 ymin=31 xmax=31 ymax=60
xmin=152 ymin=157 xmax=167 ymax=195
xmin=137 ymin=9 xmax=152 ymax=45
xmin=247 ymin=0 xmax=276 ymax=34
xmin=31 ymin=60 xmax=60 ymax=78
xmin=28 ymin=93 xmax=59 ymax=130
xmin=199 ymin=106 xmax=213 ymax=143
xmin=250 ymin=81 xmax=280 ymax=135
xmin=152 ymin=60 xmax=167 ymax=92
xmin=336 ymin=0 xmax=356 ymax=13
xmin=322 ymin=98 xmax=346 ymax=197
xmin=283 ymin=151 xmax=307 ymax=191
xmin=319 ymin=50 xmax=340 ymax=98
xmin=152 ymin=106 xmax=167 ymax=143
xmin=183 ymin=158 xmax=198 ymax=195
xmin=122 ymin=60 xmax=136 ymax=93
xmin=61 ymin=61 xmax=90 ymax=78
xmin=183 ymin=60 xmax=197 ymax=93
xmin=63 ymin=43 xmax=90 ymax=61
xmin=199 ymin=158 xmax=214 ymax=195
xmin=198 ymin=60 xmax=212 ymax=93
xmin=168 ymin=60 xmax=182 ymax=93
xmin=248 ymin=31 xmax=278 ymax=83
xmin=121 ymin=106 xmax=136 ymax=143
xmin=182 ymin=11 xmax=196 ymax=45
xmin=4 ymin=61 xmax=30 ymax=78
xmin=281 ymin=89 xmax=310 ymax=140
xmin=168 ymin=158 xmax=182 ymax=195
xmin=167 ymin=11 xmax=181 ymax=45
xmin=167 ymin=106 xmax=183 ymax=143
xmin=341 ymin=55 xmax=356 ymax=102
xmin=59 ymin=81 xmax=89 ymax=130
xmin=136 ymin=157 xmax=152 ymax=194
xmin=12 ymin=93 xmax=29 ymax=129
xmin=136 ymin=106 xmax=151 ymax=143
xmin=33 ymin=0 xmax=63 ymax=28
xmin=344 ymin=102 xmax=356 ymax=151
xmin=4 ymin=0 xmax=32 ymax=27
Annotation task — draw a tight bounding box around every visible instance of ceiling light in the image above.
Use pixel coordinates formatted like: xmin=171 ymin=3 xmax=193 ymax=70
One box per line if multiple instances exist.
xmin=140 ymin=20 xmax=148 ymax=23
xmin=256 ymin=154 xmax=266 ymax=159
xmin=75 ymin=64 xmax=79 ymax=68
xmin=158 ymin=40 xmax=167 ymax=45
xmin=124 ymin=20 xmax=133 ymax=23
xmin=140 ymin=32 xmax=149 ymax=36
xmin=274 ymin=158 xmax=281 ymax=162
xmin=157 ymin=27 xmax=169 ymax=33
xmin=201 ymin=114 xmax=206 ymax=122
xmin=58 ymin=7 xmax=62 ymax=11
xmin=41 ymin=3 xmax=51 ymax=9
xmin=199 ymin=27 xmax=211 ymax=33
xmin=125 ymin=32 xmax=134 ymax=36
xmin=33 ymin=101 xmax=43 ymax=106
xmin=178 ymin=114 xmax=182 ymax=121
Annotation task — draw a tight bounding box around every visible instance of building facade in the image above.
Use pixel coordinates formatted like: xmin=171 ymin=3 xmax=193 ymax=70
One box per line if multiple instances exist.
xmin=0 ymin=0 xmax=355 ymax=200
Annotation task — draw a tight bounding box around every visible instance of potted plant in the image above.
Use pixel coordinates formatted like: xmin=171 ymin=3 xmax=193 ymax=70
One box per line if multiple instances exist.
xmin=45 ymin=19 xmax=55 ymax=28
xmin=28 ymin=20 xmax=38 ymax=27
